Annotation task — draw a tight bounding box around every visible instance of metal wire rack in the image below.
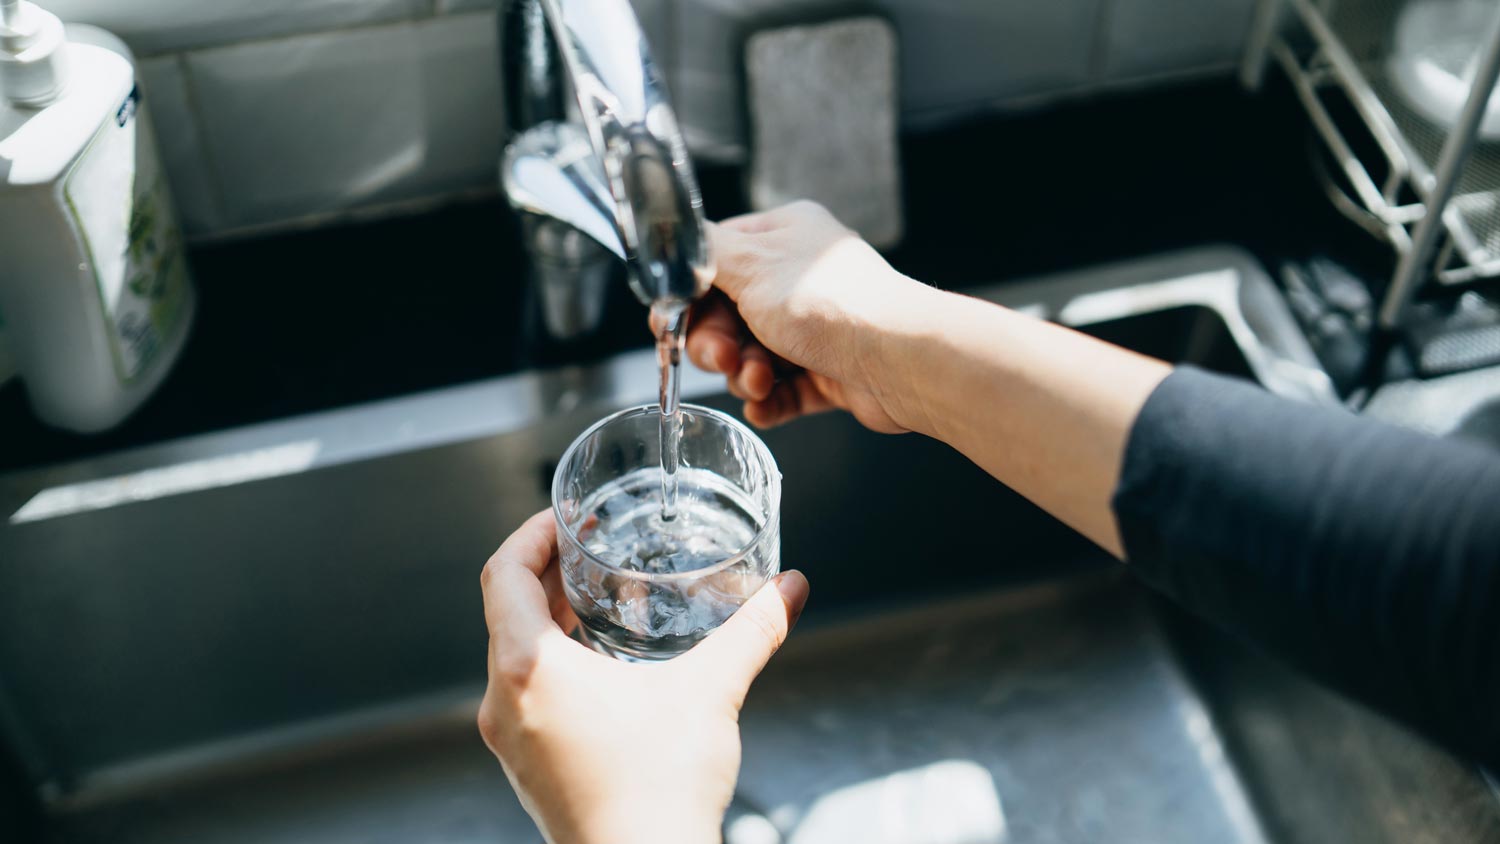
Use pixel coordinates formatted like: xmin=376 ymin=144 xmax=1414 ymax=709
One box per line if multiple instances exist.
xmin=1243 ymin=0 xmax=1500 ymax=329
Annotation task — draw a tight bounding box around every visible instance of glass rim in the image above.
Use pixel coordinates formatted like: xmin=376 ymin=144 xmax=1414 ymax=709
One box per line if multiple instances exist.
xmin=551 ymin=403 xmax=782 ymax=583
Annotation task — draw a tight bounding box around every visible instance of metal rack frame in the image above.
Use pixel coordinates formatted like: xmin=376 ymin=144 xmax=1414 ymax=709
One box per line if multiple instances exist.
xmin=1243 ymin=0 xmax=1500 ymax=330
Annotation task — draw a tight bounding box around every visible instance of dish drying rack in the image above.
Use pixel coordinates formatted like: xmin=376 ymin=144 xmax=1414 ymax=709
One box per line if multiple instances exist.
xmin=1243 ymin=0 xmax=1500 ymax=330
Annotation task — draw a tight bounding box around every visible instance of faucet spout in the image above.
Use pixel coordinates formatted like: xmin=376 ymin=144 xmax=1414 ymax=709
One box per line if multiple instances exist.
xmin=499 ymin=0 xmax=714 ymax=312
xmin=503 ymin=121 xmax=625 ymax=262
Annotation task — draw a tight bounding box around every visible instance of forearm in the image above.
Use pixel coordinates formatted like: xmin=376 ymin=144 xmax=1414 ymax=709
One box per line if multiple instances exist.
xmin=1115 ymin=368 xmax=1500 ymax=760
xmin=874 ymin=286 xmax=1170 ymax=556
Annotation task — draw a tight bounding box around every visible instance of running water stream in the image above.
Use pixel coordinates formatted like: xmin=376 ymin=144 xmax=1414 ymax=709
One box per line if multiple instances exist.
xmin=653 ymin=302 xmax=688 ymax=522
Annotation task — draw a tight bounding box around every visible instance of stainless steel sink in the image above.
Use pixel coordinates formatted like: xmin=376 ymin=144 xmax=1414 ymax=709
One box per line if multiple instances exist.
xmin=1459 ymin=400 xmax=1500 ymax=449
xmin=3 ymin=247 xmax=1496 ymax=842
xmin=1365 ymin=367 xmax=1500 ymax=454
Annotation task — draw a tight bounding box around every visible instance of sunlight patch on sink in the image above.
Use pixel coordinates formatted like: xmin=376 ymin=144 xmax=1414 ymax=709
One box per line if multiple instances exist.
xmin=10 ymin=440 xmax=322 ymax=524
xmin=778 ymin=759 xmax=1007 ymax=844
xmin=1179 ymin=696 xmax=1270 ymax=844
xmin=1055 ymin=271 xmax=1238 ymax=327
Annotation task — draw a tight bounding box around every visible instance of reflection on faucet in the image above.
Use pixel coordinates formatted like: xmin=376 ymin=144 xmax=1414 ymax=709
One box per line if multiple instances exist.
xmin=504 ymin=121 xmax=624 ymax=262
xmin=525 ymin=215 xmax=615 ymax=341
xmin=499 ymin=0 xmax=714 ymax=339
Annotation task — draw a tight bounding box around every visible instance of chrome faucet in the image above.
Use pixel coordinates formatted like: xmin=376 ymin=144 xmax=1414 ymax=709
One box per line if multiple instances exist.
xmin=499 ymin=0 xmax=714 ymax=338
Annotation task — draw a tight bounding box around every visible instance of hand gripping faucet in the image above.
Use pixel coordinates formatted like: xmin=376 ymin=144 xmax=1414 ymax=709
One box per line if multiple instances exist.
xmin=499 ymin=0 xmax=715 ymax=338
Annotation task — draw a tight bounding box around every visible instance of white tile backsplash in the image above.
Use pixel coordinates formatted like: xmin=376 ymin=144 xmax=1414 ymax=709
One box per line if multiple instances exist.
xmin=437 ymin=0 xmax=498 ymax=13
xmin=136 ymin=56 xmax=225 ymax=234
xmin=412 ymin=13 xmax=504 ymax=196
xmin=672 ymin=0 xmax=1108 ymax=156
xmin=1102 ymin=0 xmax=1257 ymax=80
xmin=881 ymin=0 xmax=1105 ymax=119
xmin=187 ymin=23 xmax=430 ymax=228
xmin=184 ymin=13 xmax=503 ymax=232
xmin=48 ymin=0 xmax=426 ymax=55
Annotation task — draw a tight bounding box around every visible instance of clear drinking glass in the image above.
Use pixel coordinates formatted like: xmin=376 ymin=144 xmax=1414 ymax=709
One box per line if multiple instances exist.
xmin=552 ymin=404 xmax=782 ymax=661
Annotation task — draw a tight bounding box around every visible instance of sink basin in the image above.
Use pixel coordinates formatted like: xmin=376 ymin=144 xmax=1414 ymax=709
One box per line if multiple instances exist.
xmin=3 ymin=247 xmax=1495 ymax=842
xmin=1458 ymin=400 xmax=1500 ymax=450
xmin=1365 ymin=366 xmax=1500 ymax=454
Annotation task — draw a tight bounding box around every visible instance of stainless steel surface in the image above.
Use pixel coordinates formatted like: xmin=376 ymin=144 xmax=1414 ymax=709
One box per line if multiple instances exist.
xmin=991 ymin=247 xmax=1337 ymax=406
xmin=5 ymin=246 xmax=1494 ymax=841
xmin=45 ymin=577 xmax=1270 ymax=844
xmin=1365 ymin=364 xmax=1500 ymax=450
xmin=1164 ymin=606 xmax=1500 ymax=844
xmin=0 ymin=247 xmax=1328 ymax=795
xmin=499 ymin=0 xmax=713 ymax=313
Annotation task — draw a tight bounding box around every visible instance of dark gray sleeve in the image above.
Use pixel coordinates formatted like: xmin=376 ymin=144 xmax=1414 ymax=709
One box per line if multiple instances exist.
xmin=1113 ymin=366 xmax=1500 ymax=762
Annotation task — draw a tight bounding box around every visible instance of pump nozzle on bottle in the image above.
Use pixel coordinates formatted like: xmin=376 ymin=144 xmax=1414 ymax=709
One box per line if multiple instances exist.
xmin=0 ymin=0 xmax=67 ymax=106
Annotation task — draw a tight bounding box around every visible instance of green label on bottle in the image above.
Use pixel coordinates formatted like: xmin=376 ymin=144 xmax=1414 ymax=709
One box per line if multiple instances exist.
xmin=64 ymin=82 xmax=190 ymax=383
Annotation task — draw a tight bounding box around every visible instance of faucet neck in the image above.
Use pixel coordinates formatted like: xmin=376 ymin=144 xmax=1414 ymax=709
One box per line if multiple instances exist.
xmin=499 ymin=0 xmax=567 ymax=142
xmin=498 ymin=0 xmax=715 ymax=309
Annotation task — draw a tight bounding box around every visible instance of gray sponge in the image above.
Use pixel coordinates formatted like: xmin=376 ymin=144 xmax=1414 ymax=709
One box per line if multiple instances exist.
xmin=745 ymin=16 xmax=903 ymax=249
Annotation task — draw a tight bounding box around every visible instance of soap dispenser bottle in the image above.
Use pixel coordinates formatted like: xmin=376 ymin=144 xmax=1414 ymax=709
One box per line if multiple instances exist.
xmin=0 ymin=0 xmax=194 ymax=433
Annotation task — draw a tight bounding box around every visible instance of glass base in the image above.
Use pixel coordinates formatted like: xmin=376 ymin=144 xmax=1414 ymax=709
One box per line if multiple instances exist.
xmin=573 ymin=624 xmax=678 ymax=663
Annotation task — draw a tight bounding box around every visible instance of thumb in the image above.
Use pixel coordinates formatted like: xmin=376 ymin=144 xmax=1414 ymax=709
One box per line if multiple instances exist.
xmin=681 ymin=571 xmax=810 ymax=705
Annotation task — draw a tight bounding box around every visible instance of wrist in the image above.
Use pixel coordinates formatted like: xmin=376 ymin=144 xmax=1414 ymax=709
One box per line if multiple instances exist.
xmin=574 ymin=803 xmax=722 ymax=844
xmin=854 ymin=281 xmax=961 ymax=437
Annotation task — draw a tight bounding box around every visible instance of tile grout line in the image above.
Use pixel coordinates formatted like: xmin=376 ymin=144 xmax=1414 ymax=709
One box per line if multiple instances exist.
xmin=1088 ymin=0 xmax=1117 ymax=85
xmin=132 ymin=4 xmax=487 ymax=62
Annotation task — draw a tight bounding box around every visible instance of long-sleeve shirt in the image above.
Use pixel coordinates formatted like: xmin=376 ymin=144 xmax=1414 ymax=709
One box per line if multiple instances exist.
xmin=1112 ymin=366 xmax=1500 ymax=762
